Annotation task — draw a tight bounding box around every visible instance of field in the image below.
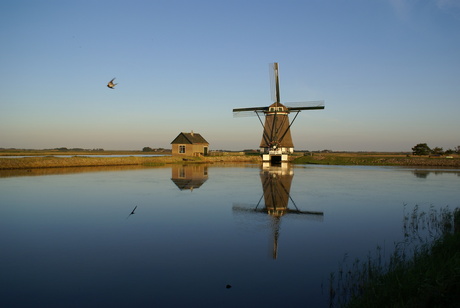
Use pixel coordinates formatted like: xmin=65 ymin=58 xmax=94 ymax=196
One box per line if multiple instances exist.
xmin=1 ymin=150 xmax=460 ymax=169
xmin=292 ymin=152 xmax=460 ymax=167
xmin=0 ymin=150 xmax=260 ymax=170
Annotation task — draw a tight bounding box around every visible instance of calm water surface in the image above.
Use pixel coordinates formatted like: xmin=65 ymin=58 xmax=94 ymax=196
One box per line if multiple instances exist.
xmin=1 ymin=164 xmax=459 ymax=307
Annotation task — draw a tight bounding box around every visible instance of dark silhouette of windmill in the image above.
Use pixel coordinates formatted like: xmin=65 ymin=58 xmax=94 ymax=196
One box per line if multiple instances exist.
xmin=232 ymin=165 xmax=323 ymax=259
xmin=233 ymin=63 xmax=324 ymax=164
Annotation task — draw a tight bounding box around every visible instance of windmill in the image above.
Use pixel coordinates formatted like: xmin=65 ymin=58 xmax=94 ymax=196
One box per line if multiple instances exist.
xmin=233 ymin=63 xmax=325 ymax=163
xmin=232 ymin=165 xmax=323 ymax=259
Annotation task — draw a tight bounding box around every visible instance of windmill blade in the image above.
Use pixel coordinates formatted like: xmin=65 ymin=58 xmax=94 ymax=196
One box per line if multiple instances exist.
xmin=285 ymin=100 xmax=325 ymax=111
xmin=232 ymin=203 xmax=267 ymax=214
xmin=269 ymin=62 xmax=280 ymax=103
xmin=233 ymin=111 xmax=258 ymax=118
xmin=284 ymin=210 xmax=325 ymax=222
xmin=289 ymin=106 xmax=325 ymax=111
xmin=232 ymin=203 xmax=324 ymax=220
xmin=233 ymin=107 xmax=267 ymax=118
xmin=233 ymin=106 xmax=268 ymax=112
xmin=285 ymin=208 xmax=324 ymax=216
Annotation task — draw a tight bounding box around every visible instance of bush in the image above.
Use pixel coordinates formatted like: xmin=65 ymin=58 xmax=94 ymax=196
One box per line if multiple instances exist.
xmin=412 ymin=143 xmax=431 ymax=155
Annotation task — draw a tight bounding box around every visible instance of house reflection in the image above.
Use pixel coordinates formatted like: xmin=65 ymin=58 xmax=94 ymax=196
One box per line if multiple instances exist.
xmin=171 ymin=164 xmax=208 ymax=191
xmin=233 ymin=163 xmax=323 ymax=259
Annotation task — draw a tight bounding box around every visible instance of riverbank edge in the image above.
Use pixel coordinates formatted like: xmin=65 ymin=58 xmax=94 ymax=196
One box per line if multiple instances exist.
xmin=0 ymin=155 xmax=262 ymax=170
xmin=292 ymin=154 xmax=460 ymax=168
xmin=1 ymin=154 xmax=460 ymax=170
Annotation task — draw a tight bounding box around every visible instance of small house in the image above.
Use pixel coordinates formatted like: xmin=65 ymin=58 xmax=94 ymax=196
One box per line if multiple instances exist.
xmin=171 ymin=131 xmax=209 ymax=156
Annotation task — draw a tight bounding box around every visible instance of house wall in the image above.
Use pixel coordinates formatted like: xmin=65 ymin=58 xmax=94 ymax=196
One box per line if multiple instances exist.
xmin=171 ymin=143 xmax=208 ymax=156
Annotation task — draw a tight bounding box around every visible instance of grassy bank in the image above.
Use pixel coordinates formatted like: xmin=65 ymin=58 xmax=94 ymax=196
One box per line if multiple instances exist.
xmin=331 ymin=207 xmax=460 ymax=308
xmin=2 ymin=151 xmax=460 ymax=169
xmin=292 ymin=153 xmax=460 ymax=167
xmin=0 ymin=150 xmax=150 ymax=156
xmin=0 ymin=154 xmax=261 ymax=170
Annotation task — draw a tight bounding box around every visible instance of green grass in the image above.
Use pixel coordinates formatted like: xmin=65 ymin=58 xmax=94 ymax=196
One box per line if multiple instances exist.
xmin=292 ymin=154 xmax=460 ymax=167
xmin=0 ymin=156 xmax=181 ymax=169
xmin=330 ymin=207 xmax=460 ymax=308
xmin=0 ymin=154 xmax=261 ymax=170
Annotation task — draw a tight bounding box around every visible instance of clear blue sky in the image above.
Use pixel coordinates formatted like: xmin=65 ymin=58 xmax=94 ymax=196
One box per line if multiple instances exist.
xmin=1 ymin=0 xmax=459 ymax=151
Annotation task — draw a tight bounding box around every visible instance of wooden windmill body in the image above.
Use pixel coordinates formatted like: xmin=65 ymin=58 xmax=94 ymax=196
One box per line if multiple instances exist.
xmin=233 ymin=63 xmax=324 ymax=163
xmin=259 ymin=102 xmax=294 ymax=155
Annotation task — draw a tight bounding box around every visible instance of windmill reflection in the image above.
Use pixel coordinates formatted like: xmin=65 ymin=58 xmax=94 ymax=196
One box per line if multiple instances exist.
xmin=233 ymin=163 xmax=323 ymax=259
xmin=171 ymin=165 xmax=208 ymax=191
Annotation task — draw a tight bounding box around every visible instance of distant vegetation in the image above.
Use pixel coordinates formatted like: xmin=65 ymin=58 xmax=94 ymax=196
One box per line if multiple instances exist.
xmin=412 ymin=143 xmax=460 ymax=156
xmin=142 ymin=147 xmax=171 ymax=152
xmin=0 ymin=147 xmax=106 ymax=153
xmin=54 ymin=147 xmax=105 ymax=152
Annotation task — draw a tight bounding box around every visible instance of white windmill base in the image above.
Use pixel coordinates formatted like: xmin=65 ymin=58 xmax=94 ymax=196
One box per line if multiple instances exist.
xmin=261 ymin=147 xmax=293 ymax=163
xmin=262 ymin=154 xmax=289 ymax=162
xmin=261 ymin=149 xmax=292 ymax=163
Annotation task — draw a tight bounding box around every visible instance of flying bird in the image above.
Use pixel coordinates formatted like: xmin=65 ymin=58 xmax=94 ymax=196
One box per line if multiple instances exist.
xmin=107 ymin=78 xmax=117 ymax=89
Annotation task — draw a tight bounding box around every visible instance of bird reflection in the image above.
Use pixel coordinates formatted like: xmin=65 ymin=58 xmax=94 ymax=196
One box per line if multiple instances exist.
xmin=233 ymin=163 xmax=323 ymax=259
xmin=126 ymin=205 xmax=138 ymax=219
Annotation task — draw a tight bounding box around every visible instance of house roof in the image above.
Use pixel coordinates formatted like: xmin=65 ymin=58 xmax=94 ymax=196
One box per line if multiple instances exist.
xmin=171 ymin=132 xmax=209 ymax=144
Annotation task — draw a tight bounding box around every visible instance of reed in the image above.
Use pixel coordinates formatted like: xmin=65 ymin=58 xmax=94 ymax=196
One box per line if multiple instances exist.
xmin=328 ymin=205 xmax=460 ymax=307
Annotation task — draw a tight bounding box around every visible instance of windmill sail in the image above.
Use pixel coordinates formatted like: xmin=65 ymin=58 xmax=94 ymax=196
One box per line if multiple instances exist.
xmin=232 ymin=100 xmax=324 ymax=117
xmin=270 ymin=63 xmax=280 ymax=104
xmin=285 ymin=100 xmax=325 ymax=110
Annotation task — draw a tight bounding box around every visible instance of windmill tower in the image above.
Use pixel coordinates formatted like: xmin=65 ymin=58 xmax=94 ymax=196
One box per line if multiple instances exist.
xmin=233 ymin=63 xmax=325 ymax=163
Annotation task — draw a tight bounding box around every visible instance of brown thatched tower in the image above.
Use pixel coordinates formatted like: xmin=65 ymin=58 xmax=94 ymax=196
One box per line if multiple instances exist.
xmin=259 ymin=102 xmax=294 ymax=154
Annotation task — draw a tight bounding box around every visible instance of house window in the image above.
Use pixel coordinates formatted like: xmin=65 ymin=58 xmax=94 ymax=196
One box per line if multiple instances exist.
xmin=179 ymin=145 xmax=186 ymax=154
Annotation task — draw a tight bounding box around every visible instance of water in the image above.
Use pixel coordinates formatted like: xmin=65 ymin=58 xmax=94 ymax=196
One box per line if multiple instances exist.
xmin=1 ymin=164 xmax=459 ymax=307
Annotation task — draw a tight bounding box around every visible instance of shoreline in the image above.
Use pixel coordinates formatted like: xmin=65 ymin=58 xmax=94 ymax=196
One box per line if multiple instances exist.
xmin=1 ymin=153 xmax=459 ymax=170
xmin=0 ymin=155 xmax=262 ymax=170
xmin=292 ymin=153 xmax=460 ymax=168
